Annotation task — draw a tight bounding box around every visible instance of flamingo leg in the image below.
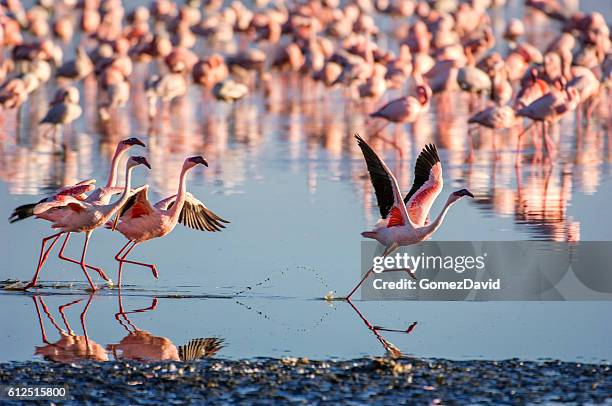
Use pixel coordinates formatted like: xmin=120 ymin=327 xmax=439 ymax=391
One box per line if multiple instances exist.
xmin=114 ymin=240 xmax=135 ymax=287
xmin=80 ymin=294 xmax=94 ymax=351
xmin=58 ymin=233 xmax=111 ymax=282
xmin=515 ymin=121 xmax=534 ymax=167
xmin=533 ymin=122 xmax=544 ymax=164
xmin=39 ymin=296 xmax=67 ymax=335
xmin=117 ymin=242 xmax=159 ymax=281
xmin=585 ymin=97 xmax=599 ymax=123
xmin=467 ymin=127 xmax=476 ymax=163
xmin=25 ymin=232 xmax=64 ymax=289
xmin=543 ymin=121 xmax=556 ymax=159
xmin=58 ymin=298 xmax=83 ymax=336
xmin=346 ymin=243 xmax=399 ymax=300
xmin=79 ymin=231 xmax=97 ymax=292
xmin=32 ymin=297 xmax=51 ymax=344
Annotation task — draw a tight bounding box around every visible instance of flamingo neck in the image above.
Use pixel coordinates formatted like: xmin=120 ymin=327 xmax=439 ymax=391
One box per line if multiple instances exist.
xmin=106 ymin=146 xmax=127 ymax=188
xmin=420 ymin=194 xmax=457 ymax=237
xmin=167 ymin=164 xmax=192 ymax=223
xmin=104 ymin=164 xmax=136 ymax=216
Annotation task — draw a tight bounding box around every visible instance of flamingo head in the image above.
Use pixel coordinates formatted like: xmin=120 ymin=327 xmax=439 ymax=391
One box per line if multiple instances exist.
xmin=120 ymin=137 xmax=146 ymax=149
xmin=450 ymin=188 xmax=474 ymax=202
xmin=185 ymin=156 xmax=208 ymax=168
xmin=128 ymin=156 xmax=151 ymax=169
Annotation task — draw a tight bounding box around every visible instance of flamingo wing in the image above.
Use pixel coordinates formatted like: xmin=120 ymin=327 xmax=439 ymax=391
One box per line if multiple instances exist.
xmin=117 ymin=186 xmax=155 ymax=220
xmin=369 ymin=97 xmax=405 ymax=121
xmin=33 ymin=196 xmax=87 ymax=215
xmin=355 ymin=134 xmax=413 ymax=229
xmin=404 ymin=144 xmax=443 ymax=227
xmin=40 ymin=102 xmax=68 ymax=124
xmin=178 ymin=337 xmax=224 ymax=361
xmin=166 ymin=193 xmax=229 ymax=232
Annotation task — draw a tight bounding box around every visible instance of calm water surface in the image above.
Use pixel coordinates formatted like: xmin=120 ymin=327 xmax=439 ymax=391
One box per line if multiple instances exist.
xmin=0 ymin=0 xmax=611 ymax=363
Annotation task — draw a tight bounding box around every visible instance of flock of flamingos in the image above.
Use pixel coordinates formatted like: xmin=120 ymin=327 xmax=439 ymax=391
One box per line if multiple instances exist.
xmin=0 ymin=0 xmax=610 ymax=297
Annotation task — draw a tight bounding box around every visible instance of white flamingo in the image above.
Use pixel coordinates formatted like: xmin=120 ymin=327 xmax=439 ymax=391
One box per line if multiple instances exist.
xmin=10 ymin=138 xmax=146 ymax=286
xmin=109 ymin=156 xmax=229 ymax=286
xmin=348 ymin=135 xmax=473 ymax=299
xmin=24 ymin=156 xmax=151 ymax=291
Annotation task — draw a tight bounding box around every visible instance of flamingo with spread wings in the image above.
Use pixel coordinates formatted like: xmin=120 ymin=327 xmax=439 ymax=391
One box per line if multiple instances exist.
xmin=9 ymin=138 xmax=146 ymax=287
xmin=348 ymin=135 xmax=473 ymax=299
xmin=23 ymin=156 xmax=151 ymax=291
xmin=109 ymin=156 xmax=229 ymax=286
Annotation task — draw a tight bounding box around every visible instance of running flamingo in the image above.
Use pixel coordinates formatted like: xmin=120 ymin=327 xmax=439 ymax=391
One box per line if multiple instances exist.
xmin=23 ymin=156 xmax=151 ymax=291
xmin=10 ymin=138 xmax=146 ymax=284
xmin=109 ymin=156 xmax=229 ymax=286
xmin=348 ymin=135 xmax=473 ymax=299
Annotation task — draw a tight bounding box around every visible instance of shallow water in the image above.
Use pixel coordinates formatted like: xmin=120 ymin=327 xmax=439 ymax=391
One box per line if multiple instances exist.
xmin=1 ymin=0 xmax=612 ymax=363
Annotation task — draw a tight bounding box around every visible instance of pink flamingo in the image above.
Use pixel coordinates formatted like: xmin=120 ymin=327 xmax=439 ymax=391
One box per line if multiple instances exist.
xmin=368 ymin=84 xmax=432 ymax=152
xmin=23 ymin=156 xmax=151 ymax=291
xmin=467 ymin=106 xmax=518 ymax=160
xmin=109 ymin=156 xmax=229 ymax=286
xmin=10 ymin=138 xmax=146 ymax=283
xmin=347 ymin=135 xmax=473 ymax=299
xmin=516 ymin=85 xmax=580 ymax=161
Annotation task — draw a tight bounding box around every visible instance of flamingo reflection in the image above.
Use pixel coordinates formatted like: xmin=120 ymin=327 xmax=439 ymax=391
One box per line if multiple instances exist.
xmin=108 ymin=292 xmax=224 ymax=362
xmin=32 ymin=294 xmax=109 ymax=363
xmin=347 ymin=299 xmax=417 ymax=359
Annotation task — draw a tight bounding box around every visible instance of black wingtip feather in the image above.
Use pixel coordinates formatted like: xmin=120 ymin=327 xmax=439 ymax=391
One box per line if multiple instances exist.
xmin=404 ymin=144 xmax=441 ymax=204
xmin=354 ymin=133 xmax=395 ymax=219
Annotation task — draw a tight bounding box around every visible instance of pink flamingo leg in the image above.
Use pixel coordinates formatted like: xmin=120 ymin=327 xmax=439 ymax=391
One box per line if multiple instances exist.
xmin=58 ymin=298 xmax=83 ymax=335
xmin=114 ymin=240 xmax=135 ymax=288
xmin=116 ymin=291 xmax=158 ymax=332
xmin=58 ymin=233 xmax=111 ymax=282
xmin=79 ymin=231 xmax=97 ymax=291
xmin=80 ymin=295 xmax=94 ymax=351
xmin=346 ymin=268 xmax=374 ymax=300
xmin=25 ymin=232 xmax=64 ymax=289
xmin=38 ymin=297 xmax=67 ymax=335
xmin=32 ymin=297 xmax=51 ymax=344
xmin=117 ymin=242 xmax=159 ymax=281
xmin=346 ymin=243 xmax=401 ymax=300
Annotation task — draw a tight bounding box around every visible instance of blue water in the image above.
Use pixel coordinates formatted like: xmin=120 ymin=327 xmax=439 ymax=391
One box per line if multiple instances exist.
xmin=0 ymin=0 xmax=611 ymax=362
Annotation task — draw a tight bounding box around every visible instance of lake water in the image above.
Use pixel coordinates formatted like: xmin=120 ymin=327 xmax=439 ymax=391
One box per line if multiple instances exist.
xmin=0 ymin=0 xmax=611 ymax=363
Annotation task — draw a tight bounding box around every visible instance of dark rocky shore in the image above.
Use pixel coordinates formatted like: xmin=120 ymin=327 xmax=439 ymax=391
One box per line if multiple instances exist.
xmin=0 ymin=357 xmax=610 ymax=404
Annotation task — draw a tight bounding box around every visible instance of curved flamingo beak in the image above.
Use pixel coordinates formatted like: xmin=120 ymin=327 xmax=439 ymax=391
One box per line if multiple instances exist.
xmin=453 ymin=189 xmax=474 ymax=198
xmin=188 ymin=156 xmax=208 ymax=166
xmin=122 ymin=137 xmax=146 ymax=147
xmin=133 ymin=156 xmax=151 ymax=169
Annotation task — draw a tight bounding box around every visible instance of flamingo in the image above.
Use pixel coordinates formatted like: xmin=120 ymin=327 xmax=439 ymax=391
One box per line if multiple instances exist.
xmin=10 ymin=137 xmax=146 ymax=281
xmin=109 ymin=156 xmax=229 ymax=286
xmin=516 ymin=85 xmax=580 ymax=161
xmin=23 ymin=156 xmax=151 ymax=291
xmin=145 ymin=72 xmax=187 ymax=119
xmin=39 ymin=86 xmax=82 ymax=142
xmin=368 ymin=83 xmax=432 ymax=153
xmin=212 ymin=79 xmax=248 ymax=102
xmin=347 ymin=135 xmax=474 ymax=299
xmin=467 ymin=106 xmax=518 ymax=160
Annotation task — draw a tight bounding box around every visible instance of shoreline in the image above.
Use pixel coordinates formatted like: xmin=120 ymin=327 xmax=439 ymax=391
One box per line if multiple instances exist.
xmin=1 ymin=357 xmax=609 ymax=404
